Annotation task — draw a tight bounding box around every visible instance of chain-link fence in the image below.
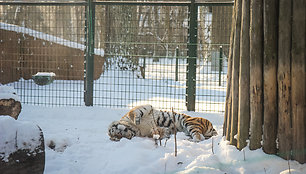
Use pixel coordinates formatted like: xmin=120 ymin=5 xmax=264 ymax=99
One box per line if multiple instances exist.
xmin=1 ymin=0 xmax=232 ymax=112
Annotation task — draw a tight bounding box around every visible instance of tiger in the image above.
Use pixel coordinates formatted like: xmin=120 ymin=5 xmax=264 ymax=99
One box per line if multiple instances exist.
xmin=108 ymin=104 xmax=218 ymax=142
xmin=108 ymin=105 xmax=172 ymax=142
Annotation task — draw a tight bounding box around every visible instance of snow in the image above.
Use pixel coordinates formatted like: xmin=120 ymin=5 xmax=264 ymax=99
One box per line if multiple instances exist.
xmin=0 ymin=116 xmax=41 ymax=162
xmin=13 ymin=104 xmax=306 ymax=174
xmin=0 ymin=22 xmax=104 ymax=57
xmin=33 ymin=72 xmax=56 ymax=77
xmin=0 ymin=85 xmax=20 ymax=101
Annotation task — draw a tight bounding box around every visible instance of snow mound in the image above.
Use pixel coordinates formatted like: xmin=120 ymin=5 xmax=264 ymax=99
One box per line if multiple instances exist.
xmin=280 ymin=169 xmax=304 ymax=174
xmin=0 ymin=116 xmax=41 ymax=162
xmin=33 ymin=72 xmax=56 ymax=77
xmin=0 ymin=85 xmax=20 ymax=101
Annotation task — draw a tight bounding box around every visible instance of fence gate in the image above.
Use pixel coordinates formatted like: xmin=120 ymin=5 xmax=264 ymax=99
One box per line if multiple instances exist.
xmin=0 ymin=0 xmax=233 ymax=112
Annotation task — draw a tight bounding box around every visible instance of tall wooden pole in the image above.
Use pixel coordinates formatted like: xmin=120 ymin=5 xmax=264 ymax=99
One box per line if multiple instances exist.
xmin=224 ymin=0 xmax=236 ymax=139
xmin=230 ymin=0 xmax=242 ymax=146
xmin=249 ymin=0 xmax=263 ymax=150
xmin=262 ymin=0 xmax=278 ymax=154
xmin=237 ymin=0 xmax=250 ymax=150
xmin=277 ymin=0 xmax=292 ymax=160
xmin=291 ymin=0 xmax=306 ymax=164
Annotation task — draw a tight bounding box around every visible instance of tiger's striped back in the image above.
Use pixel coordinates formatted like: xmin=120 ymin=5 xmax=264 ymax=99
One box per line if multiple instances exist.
xmin=150 ymin=109 xmax=217 ymax=142
xmin=121 ymin=104 xmax=153 ymax=125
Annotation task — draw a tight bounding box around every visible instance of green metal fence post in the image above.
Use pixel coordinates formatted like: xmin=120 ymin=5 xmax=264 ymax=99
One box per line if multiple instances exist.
xmin=84 ymin=0 xmax=95 ymax=106
xmin=219 ymin=46 xmax=223 ymax=86
xmin=186 ymin=0 xmax=198 ymax=111
xmin=143 ymin=57 xmax=146 ymax=79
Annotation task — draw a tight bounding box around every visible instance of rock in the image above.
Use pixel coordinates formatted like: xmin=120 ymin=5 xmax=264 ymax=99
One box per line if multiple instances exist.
xmin=0 ymin=86 xmax=22 ymax=120
xmin=0 ymin=99 xmax=22 ymax=120
xmin=0 ymin=117 xmax=45 ymax=174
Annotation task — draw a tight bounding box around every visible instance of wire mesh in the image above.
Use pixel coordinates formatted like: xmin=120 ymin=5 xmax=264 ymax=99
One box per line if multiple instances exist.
xmin=0 ymin=1 xmax=232 ymax=112
xmin=195 ymin=5 xmax=232 ymax=112
xmin=0 ymin=3 xmax=87 ymax=106
xmin=93 ymin=4 xmax=189 ymax=111
xmin=93 ymin=2 xmax=232 ymax=112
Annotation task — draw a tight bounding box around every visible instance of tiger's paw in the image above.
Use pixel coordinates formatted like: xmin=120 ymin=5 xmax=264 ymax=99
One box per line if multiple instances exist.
xmin=151 ymin=127 xmax=171 ymax=140
xmin=108 ymin=121 xmax=140 ymax=141
xmin=190 ymin=133 xmax=205 ymax=142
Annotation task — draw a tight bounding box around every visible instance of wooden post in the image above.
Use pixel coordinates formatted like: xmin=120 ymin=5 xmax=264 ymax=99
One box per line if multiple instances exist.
xmin=237 ymin=0 xmax=250 ymax=150
xmin=291 ymin=0 xmax=306 ymax=164
xmin=224 ymin=0 xmax=236 ymax=139
xmin=230 ymin=0 xmax=242 ymax=146
xmin=249 ymin=0 xmax=263 ymax=150
xmin=225 ymin=95 xmax=232 ymax=141
xmin=262 ymin=0 xmax=278 ymax=154
xmin=277 ymin=0 xmax=292 ymax=160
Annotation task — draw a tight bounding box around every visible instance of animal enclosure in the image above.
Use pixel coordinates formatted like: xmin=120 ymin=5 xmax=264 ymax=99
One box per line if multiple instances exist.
xmin=0 ymin=0 xmax=233 ymax=112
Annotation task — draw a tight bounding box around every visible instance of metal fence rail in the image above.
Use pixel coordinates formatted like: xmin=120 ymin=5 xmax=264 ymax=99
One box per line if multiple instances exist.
xmin=0 ymin=0 xmax=233 ymax=113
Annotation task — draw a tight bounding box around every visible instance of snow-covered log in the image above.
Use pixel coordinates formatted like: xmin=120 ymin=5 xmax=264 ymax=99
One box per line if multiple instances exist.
xmin=0 ymin=116 xmax=45 ymax=174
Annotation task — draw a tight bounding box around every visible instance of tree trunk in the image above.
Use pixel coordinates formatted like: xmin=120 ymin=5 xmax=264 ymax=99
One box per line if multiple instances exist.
xmin=199 ymin=6 xmax=208 ymax=61
xmin=165 ymin=6 xmax=171 ymax=56
xmin=237 ymin=0 xmax=250 ymax=150
xmin=262 ymin=0 xmax=278 ymax=154
xmin=277 ymin=0 xmax=292 ymax=160
xmin=230 ymin=0 xmax=242 ymax=146
xmin=249 ymin=0 xmax=263 ymax=150
xmin=291 ymin=0 xmax=306 ymax=164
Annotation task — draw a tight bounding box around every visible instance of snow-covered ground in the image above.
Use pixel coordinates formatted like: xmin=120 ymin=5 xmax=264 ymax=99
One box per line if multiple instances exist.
xmin=15 ymin=105 xmax=305 ymax=174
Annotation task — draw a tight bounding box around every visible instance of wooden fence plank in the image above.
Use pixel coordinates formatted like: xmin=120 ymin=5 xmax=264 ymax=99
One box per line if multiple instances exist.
xmin=291 ymin=0 xmax=306 ymax=164
xmin=277 ymin=0 xmax=292 ymax=160
xmin=249 ymin=0 xmax=263 ymax=150
xmin=262 ymin=0 xmax=278 ymax=154
xmin=224 ymin=0 xmax=236 ymax=139
xmin=230 ymin=0 xmax=242 ymax=146
xmin=237 ymin=0 xmax=250 ymax=150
